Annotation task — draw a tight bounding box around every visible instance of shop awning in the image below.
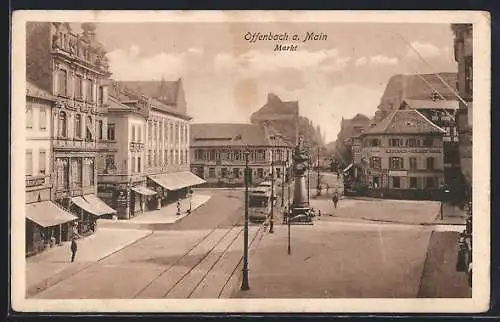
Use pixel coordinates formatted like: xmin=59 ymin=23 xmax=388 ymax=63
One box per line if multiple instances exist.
xmin=83 ymin=194 xmax=117 ymax=215
xmin=71 ymin=196 xmax=101 ymax=216
xmin=26 ymin=201 xmax=78 ymax=227
xmin=131 ymin=185 xmax=157 ymax=196
xmin=343 ymin=163 xmax=353 ymax=173
xmin=148 ymin=171 xmax=206 ymax=191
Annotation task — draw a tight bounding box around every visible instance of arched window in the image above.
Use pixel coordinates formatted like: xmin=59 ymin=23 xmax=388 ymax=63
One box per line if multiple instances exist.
xmin=26 ymin=107 xmax=33 ymax=129
xmin=74 ymin=114 xmax=82 ymax=138
xmin=58 ymin=111 xmax=67 ymax=137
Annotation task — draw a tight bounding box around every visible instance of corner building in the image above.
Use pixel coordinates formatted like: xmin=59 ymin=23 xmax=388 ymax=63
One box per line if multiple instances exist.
xmin=26 ymin=22 xmax=116 ymax=239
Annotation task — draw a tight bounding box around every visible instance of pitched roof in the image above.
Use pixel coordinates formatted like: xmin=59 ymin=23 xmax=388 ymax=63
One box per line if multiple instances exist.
xmin=364 ymin=110 xmax=446 ymax=135
xmin=401 ymin=99 xmax=459 ymax=110
xmin=118 ymin=79 xmax=180 ymax=105
xmin=190 ymin=123 xmax=280 ymax=147
xmin=251 ymin=93 xmax=299 ymax=118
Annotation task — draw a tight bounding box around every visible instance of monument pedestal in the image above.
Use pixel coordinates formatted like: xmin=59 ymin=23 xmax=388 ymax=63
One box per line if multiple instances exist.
xmin=290 ymin=175 xmax=312 ymax=224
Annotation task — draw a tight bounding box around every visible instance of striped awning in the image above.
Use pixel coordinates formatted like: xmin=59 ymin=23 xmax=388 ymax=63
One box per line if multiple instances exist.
xmin=26 ymin=201 xmax=78 ymax=227
xmin=149 ymin=171 xmax=206 ymax=191
xmin=131 ymin=185 xmax=157 ymax=196
xmin=71 ymin=194 xmax=116 ymax=216
xmin=343 ymin=163 xmax=353 ymax=173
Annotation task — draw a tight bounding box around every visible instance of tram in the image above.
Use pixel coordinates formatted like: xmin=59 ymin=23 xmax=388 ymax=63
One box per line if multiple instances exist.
xmin=248 ymin=186 xmax=273 ymax=223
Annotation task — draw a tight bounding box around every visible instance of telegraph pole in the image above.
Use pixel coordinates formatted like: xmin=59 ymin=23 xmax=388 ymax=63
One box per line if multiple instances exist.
xmin=287 ymin=153 xmax=292 ymax=255
xmin=281 ymin=150 xmax=285 ymax=208
xmin=241 ymin=149 xmax=250 ymax=291
xmin=316 ymin=145 xmax=321 ymax=196
xmin=269 ymin=148 xmax=275 ymax=234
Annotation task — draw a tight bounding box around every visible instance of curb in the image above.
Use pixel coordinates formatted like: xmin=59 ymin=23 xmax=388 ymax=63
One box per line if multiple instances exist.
xmin=360 ymin=216 xmax=466 ymax=227
xmin=26 ymin=230 xmax=154 ymax=298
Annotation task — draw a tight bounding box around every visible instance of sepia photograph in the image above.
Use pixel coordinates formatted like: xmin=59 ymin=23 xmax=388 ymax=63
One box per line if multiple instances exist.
xmin=10 ymin=10 xmax=490 ymax=313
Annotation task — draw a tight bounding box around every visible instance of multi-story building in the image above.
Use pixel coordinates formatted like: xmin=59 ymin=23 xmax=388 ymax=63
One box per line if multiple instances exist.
xmin=360 ymin=110 xmax=446 ymax=200
xmin=97 ymin=81 xmax=204 ymax=219
xmin=451 ymin=24 xmax=473 ymax=201
xmin=190 ymin=124 xmax=293 ymax=186
xmin=399 ymin=98 xmax=462 ymax=194
xmin=25 ymin=82 xmax=79 ymax=256
xmin=26 ymin=22 xmax=116 ymax=237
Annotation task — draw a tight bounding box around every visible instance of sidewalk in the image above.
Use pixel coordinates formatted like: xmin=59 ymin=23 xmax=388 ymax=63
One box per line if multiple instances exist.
xmin=432 ymin=203 xmax=467 ymax=225
xmin=100 ymin=193 xmax=211 ymax=227
xmin=26 ymin=227 xmax=152 ymax=297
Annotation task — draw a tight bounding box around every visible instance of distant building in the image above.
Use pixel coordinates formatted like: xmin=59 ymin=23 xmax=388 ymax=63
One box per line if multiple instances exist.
xmin=98 ymin=81 xmax=204 ymax=219
xmin=360 ymin=110 xmax=446 ymax=199
xmin=399 ymin=98 xmax=461 ymax=190
xmin=25 ymin=22 xmax=116 ymax=252
xmin=335 ymin=114 xmax=370 ymax=168
xmin=451 ymin=24 xmax=473 ymax=200
xmin=190 ymin=123 xmax=293 ymax=186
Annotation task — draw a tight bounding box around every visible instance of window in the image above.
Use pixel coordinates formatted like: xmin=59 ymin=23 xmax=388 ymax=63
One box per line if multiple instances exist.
xmin=86 ymin=116 xmax=93 ymax=140
xmin=75 ymin=75 xmax=83 ymax=99
xmin=180 ymin=151 xmax=184 ymax=164
xmin=56 ymin=158 xmax=69 ymax=190
xmin=38 ymin=108 xmax=47 ymax=130
xmin=370 ymin=138 xmax=380 ymax=147
xmin=233 ymin=168 xmax=240 ymax=178
xmin=209 ymin=150 xmax=215 ymax=161
xmin=410 ymin=177 xmax=418 ymax=189
xmin=390 ymin=157 xmax=404 ymax=170
xmin=370 ymin=157 xmax=381 ymax=169
xmin=25 ymin=150 xmax=33 ymax=176
xmin=185 ymin=151 xmax=188 ymax=164
xmin=148 ymin=150 xmax=152 ymax=166
xmin=407 ymin=138 xmax=420 ymax=147
xmin=208 ymin=167 xmax=216 ymax=178
xmin=276 ymin=168 xmax=281 ymax=178
xmin=137 ymin=157 xmax=141 ymax=173
xmin=26 ymin=107 xmax=33 ymax=129
xmin=373 ymin=176 xmax=380 ymax=188
xmin=392 ymin=176 xmax=401 ymax=188
xmin=39 ymin=150 xmax=46 ymax=175
xmin=138 ymin=125 xmax=142 ymax=142
xmin=58 ymin=111 xmax=67 ymax=137
xmin=257 ymin=168 xmax=264 ymax=178
xmin=57 ymin=69 xmax=67 ymax=96
xmin=170 ymin=150 xmax=174 ymax=164
xmin=465 ymin=56 xmax=473 ymax=95
xmin=99 ymin=86 xmax=104 ymax=105
xmin=257 ymin=149 xmax=264 ymax=161
xmin=423 ymin=137 xmax=433 ymax=147
xmin=88 ymin=158 xmax=94 ymax=186
xmin=389 ymin=138 xmax=402 ymax=147
xmin=107 ymin=123 xmax=115 ymax=140
xmin=426 ymin=157 xmax=434 ymax=170
xmin=72 ymin=158 xmax=82 ymax=188
xmin=131 ymin=125 xmax=136 ymax=142
xmin=221 ymin=168 xmax=227 ymax=178
xmin=148 ymin=121 xmax=152 ymax=141
xmin=73 ymin=114 xmax=81 ymax=138
xmin=85 ymin=79 xmax=93 ymax=102
xmin=154 ymin=151 xmax=158 ymax=166
xmin=426 ymin=177 xmax=435 ymax=188
xmin=234 ymin=150 xmax=241 ymax=160
xmin=131 ymin=156 xmax=135 ymax=173
xmin=409 ymin=157 xmax=417 ymax=170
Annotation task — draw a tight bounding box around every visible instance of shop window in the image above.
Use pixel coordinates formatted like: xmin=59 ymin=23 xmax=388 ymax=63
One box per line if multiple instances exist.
xmin=72 ymin=158 xmax=83 ymax=188
xmin=373 ymin=176 xmax=380 ymax=188
xmin=233 ymin=168 xmax=240 ymax=178
xmin=87 ymin=158 xmax=94 ymax=186
xmin=392 ymin=176 xmax=400 ymax=188
xmin=426 ymin=177 xmax=435 ymax=188
xmin=56 ymin=158 xmax=69 ymax=190
xmin=409 ymin=177 xmax=418 ymax=189
xmin=209 ymin=167 xmax=216 ymax=178
xmin=221 ymin=168 xmax=227 ymax=178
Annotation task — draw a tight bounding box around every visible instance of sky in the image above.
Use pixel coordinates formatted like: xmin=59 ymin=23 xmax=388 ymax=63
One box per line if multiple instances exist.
xmin=75 ymin=22 xmax=457 ymax=142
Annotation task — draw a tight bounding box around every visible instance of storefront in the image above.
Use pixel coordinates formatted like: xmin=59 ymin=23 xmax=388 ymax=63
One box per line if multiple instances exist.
xmin=147 ymin=171 xmax=206 ymax=208
xmin=129 ymin=185 xmax=157 ymax=217
xmin=25 ymin=201 xmax=78 ymax=257
xmin=70 ymin=194 xmax=117 ymax=235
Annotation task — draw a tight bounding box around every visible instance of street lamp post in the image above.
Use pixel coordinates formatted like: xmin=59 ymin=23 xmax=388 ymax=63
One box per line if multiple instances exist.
xmin=188 ymin=187 xmax=193 ymax=213
xmin=287 ymin=154 xmax=292 ymax=255
xmin=316 ymin=145 xmax=321 ymax=196
xmin=281 ymin=151 xmax=285 ymax=208
xmin=269 ymin=148 xmax=275 ymax=234
xmin=241 ymin=149 xmax=250 ymax=291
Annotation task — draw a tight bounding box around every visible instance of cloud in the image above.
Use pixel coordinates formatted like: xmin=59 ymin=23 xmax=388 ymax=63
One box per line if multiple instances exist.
xmin=369 ymin=55 xmax=399 ymax=65
xmin=106 ymin=48 xmax=186 ymax=80
xmin=354 ymin=57 xmax=368 ymax=67
xmin=406 ymin=41 xmax=441 ymax=58
xmin=187 ymin=47 xmax=203 ymax=55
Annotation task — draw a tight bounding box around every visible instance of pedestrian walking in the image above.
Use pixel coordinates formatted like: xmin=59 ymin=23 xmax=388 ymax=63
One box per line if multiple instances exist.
xmin=176 ymin=200 xmax=181 ymax=216
xmin=325 ymin=183 xmax=330 ymax=194
xmin=332 ymin=192 xmax=339 ymax=209
xmin=70 ymin=237 xmax=78 ymax=262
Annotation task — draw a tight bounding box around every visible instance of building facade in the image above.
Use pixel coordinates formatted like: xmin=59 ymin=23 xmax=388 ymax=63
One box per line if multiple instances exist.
xmin=190 ymin=124 xmax=292 ymax=186
xmin=26 ymin=22 xmax=116 ymax=238
xmin=451 ymin=24 xmax=473 ymax=201
xmin=360 ymin=110 xmax=446 ymax=200
xmin=97 ymin=81 xmax=204 ymax=219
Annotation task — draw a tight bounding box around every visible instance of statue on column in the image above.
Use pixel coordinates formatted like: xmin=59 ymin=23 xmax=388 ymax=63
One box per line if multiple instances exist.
xmin=290 ymin=136 xmax=313 ymax=223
